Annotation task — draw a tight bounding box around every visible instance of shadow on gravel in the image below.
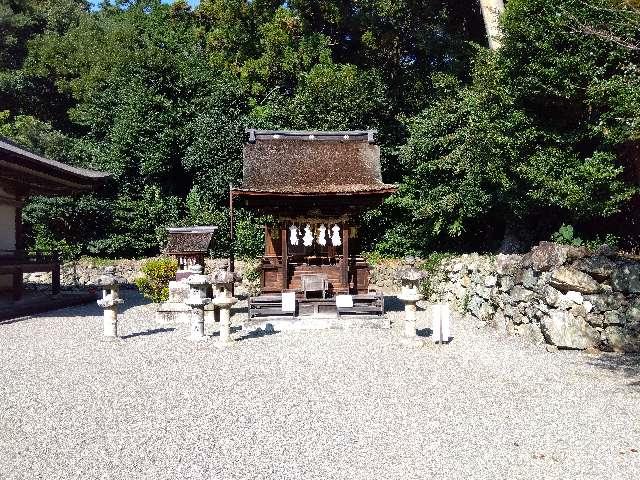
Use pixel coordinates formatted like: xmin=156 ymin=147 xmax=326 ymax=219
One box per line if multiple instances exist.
xmin=121 ymin=327 xmax=176 ymax=339
xmin=235 ymin=325 xmax=280 ymax=342
xmin=385 ymin=295 xmax=404 ymax=312
xmin=587 ymin=353 xmax=640 ymax=386
xmin=0 ymin=316 xmax=32 ymax=326
xmin=118 ymin=289 xmax=154 ymax=313
xmin=417 ymin=328 xmax=433 ymax=338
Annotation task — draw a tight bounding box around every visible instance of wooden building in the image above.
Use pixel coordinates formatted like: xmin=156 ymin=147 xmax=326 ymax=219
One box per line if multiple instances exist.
xmin=164 ymin=226 xmax=218 ymax=280
xmin=0 ymin=137 xmax=109 ymax=306
xmin=231 ymin=129 xmax=396 ymax=317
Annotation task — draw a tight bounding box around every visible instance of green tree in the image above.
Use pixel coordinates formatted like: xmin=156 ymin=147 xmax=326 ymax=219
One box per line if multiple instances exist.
xmin=395 ymin=0 xmax=639 ymax=254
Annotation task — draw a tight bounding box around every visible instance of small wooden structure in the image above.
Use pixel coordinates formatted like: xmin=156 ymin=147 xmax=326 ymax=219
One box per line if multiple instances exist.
xmin=0 ymin=137 xmax=109 ymax=305
xmin=231 ymin=129 xmax=396 ymax=318
xmin=164 ymin=226 xmax=217 ymax=280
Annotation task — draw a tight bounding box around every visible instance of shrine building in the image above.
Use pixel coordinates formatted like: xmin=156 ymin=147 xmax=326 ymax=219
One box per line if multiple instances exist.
xmin=231 ymin=129 xmax=396 ymax=318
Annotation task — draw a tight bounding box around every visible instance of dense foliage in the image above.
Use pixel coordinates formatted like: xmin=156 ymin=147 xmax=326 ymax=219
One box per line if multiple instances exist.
xmin=396 ymin=0 xmax=640 ymax=253
xmin=0 ymin=0 xmax=638 ymax=258
xmin=135 ymin=257 xmax=178 ymax=302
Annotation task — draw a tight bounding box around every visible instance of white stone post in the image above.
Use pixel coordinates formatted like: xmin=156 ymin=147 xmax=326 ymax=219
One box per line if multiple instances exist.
xmin=96 ymin=266 xmax=124 ymax=340
xmin=185 ymin=265 xmax=211 ymax=341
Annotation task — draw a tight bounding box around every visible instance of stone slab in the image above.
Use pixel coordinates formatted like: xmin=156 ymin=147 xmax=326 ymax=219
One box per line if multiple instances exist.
xmin=156 ymin=302 xmax=191 ymax=324
xmin=242 ymin=315 xmax=391 ymax=334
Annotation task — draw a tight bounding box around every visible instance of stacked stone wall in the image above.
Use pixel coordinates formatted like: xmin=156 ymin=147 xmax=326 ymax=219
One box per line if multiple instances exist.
xmin=23 ymin=258 xmax=253 ymax=291
xmin=427 ymin=243 xmax=640 ymax=352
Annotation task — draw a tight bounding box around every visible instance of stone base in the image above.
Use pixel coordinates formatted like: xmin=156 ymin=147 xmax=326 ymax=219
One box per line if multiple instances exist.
xmin=156 ymin=302 xmax=191 ymax=324
xmin=242 ymin=314 xmax=390 ymax=334
xmin=190 ymin=334 xmax=209 ymax=342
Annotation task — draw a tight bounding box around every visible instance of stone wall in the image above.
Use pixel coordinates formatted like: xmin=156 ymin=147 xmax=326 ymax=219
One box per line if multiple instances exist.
xmin=24 ymin=257 xmax=254 ymax=291
xmin=429 ymin=243 xmax=640 ymax=353
xmin=24 ymin=247 xmax=640 ymax=352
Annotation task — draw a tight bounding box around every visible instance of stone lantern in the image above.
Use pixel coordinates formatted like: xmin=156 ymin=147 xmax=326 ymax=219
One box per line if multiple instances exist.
xmin=96 ymin=266 xmax=125 ymax=339
xmin=210 ymin=264 xmax=240 ymax=348
xmin=397 ymin=256 xmax=427 ymax=343
xmin=210 ymin=262 xmax=240 ymax=298
xmin=185 ymin=265 xmax=211 ymax=341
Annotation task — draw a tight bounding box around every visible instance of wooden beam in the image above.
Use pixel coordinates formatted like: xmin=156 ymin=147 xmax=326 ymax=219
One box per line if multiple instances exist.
xmin=281 ymin=223 xmax=288 ymax=292
xmin=14 ymin=206 xmax=24 ymax=252
xmin=342 ymin=223 xmax=349 ymax=292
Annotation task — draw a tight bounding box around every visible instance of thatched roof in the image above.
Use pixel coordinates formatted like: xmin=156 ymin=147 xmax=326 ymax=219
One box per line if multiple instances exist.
xmin=164 ymin=226 xmax=217 ymax=254
xmin=234 ymin=129 xmax=395 ymax=195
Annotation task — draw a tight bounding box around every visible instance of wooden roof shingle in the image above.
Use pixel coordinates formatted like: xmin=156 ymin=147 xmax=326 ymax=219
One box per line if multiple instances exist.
xmin=234 ymin=129 xmax=396 ymax=195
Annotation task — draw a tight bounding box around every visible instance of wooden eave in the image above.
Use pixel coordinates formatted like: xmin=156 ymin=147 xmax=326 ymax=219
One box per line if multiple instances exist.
xmin=231 ymin=187 xmax=396 ymax=219
xmin=0 ymin=138 xmax=110 ymax=196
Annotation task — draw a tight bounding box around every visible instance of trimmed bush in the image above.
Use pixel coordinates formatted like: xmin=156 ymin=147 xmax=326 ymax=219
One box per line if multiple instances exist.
xmin=134 ymin=257 xmax=178 ymax=303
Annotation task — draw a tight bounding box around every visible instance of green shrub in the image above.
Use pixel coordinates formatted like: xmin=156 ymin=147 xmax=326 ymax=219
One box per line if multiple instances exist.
xmin=134 ymin=257 xmax=178 ymax=303
xmin=551 ymin=224 xmax=583 ymax=246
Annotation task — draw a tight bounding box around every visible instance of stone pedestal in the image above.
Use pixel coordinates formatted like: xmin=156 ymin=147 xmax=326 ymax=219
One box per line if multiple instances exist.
xmin=187 ymin=303 xmax=208 ymax=341
xmin=403 ymin=301 xmax=418 ymax=337
xmin=213 ymin=295 xmax=238 ymax=348
xmin=156 ymin=281 xmax=191 ymax=324
xmin=102 ymin=303 xmax=118 ymax=337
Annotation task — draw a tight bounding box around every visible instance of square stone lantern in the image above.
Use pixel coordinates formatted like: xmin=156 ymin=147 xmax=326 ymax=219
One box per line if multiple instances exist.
xmin=397 ymin=256 xmax=427 ymax=342
xmin=96 ymin=266 xmax=126 ymax=339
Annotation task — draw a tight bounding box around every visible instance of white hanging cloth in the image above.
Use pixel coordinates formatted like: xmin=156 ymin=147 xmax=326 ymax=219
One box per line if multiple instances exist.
xmin=317 ymin=224 xmax=327 ymax=246
xmin=331 ymin=224 xmax=341 ymax=246
xmin=289 ymin=224 xmax=299 ymax=246
xmin=302 ymin=224 xmax=314 ymax=247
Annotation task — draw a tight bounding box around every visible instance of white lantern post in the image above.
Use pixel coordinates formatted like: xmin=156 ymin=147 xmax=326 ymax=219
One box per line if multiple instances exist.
xmin=211 ymin=265 xmax=240 ymax=348
xmin=96 ymin=266 xmax=124 ymax=339
xmin=397 ymin=256 xmax=427 ymax=346
xmin=185 ymin=265 xmax=211 ymax=341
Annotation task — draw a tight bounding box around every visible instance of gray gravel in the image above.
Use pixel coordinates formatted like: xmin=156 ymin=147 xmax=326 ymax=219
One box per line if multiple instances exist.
xmin=1 ymin=290 xmax=639 ymax=480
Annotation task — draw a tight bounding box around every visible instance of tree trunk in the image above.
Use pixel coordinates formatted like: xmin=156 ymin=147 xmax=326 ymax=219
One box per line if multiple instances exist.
xmin=479 ymin=0 xmax=505 ymax=50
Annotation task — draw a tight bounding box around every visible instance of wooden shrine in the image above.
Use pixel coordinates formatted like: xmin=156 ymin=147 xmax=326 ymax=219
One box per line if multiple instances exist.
xmin=231 ymin=129 xmax=396 ymax=318
xmin=164 ymin=226 xmax=217 ymax=280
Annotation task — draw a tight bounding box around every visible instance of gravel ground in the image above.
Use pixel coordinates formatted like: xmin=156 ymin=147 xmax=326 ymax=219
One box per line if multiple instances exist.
xmin=1 ymin=290 xmax=639 ymax=480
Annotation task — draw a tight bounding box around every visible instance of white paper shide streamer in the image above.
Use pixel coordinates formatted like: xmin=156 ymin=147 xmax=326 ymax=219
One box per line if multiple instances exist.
xmin=331 ymin=224 xmax=341 ymax=246
xmin=302 ymin=224 xmax=314 ymax=247
xmin=289 ymin=224 xmax=299 ymax=246
xmin=317 ymin=224 xmax=327 ymax=246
